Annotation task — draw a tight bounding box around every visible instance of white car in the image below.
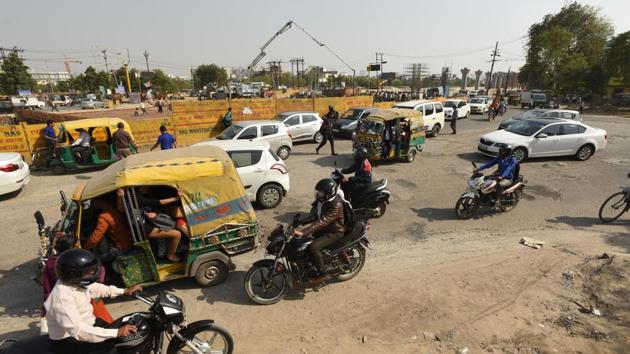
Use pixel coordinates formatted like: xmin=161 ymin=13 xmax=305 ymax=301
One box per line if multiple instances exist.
xmin=444 ymin=100 xmax=471 ymax=120
xmin=0 ymin=152 xmax=30 ymax=196
xmin=275 ymin=111 xmax=323 ymax=143
xmin=80 ymin=99 xmax=106 ymax=109
xmin=469 ymin=97 xmax=489 ymax=114
xmin=192 ymin=140 xmax=289 ymax=208
xmin=393 ymin=100 xmax=445 ymax=137
xmin=213 ymin=120 xmax=293 ymax=160
xmin=478 ymin=118 xmax=607 ymax=162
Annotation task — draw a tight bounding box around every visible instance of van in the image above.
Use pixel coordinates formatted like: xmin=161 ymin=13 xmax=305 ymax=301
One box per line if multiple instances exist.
xmin=393 ymin=100 xmax=445 ymax=137
xmin=521 ymin=91 xmax=547 ymax=109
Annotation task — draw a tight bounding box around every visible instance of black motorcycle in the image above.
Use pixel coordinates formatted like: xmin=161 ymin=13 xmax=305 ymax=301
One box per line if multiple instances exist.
xmin=244 ymin=215 xmax=370 ymax=305
xmin=331 ymin=169 xmax=390 ymax=218
xmin=0 ymin=292 xmax=233 ymax=354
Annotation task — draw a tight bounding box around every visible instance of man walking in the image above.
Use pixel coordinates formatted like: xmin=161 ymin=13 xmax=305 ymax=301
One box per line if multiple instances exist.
xmin=156 ymin=99 xmax=163 ymax=114
xmin=450 ymin=105 xmax=458 ymax=134
xmin=316 ymin=105 xmax=338 ymax=155
xmin=151 ymin=125 xmax=176 ymax=151
xmin=140 ymin=102 xmax=147 ymax=115
xmin=112 ymin=122 xmax=137 ymax=159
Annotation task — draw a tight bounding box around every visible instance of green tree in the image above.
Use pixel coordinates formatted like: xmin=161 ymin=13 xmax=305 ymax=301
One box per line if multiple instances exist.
xmin=0 ymin=51 xmax=36 ymax=94
xmin=521 ymin=3 xmax=613 ymax=95
xmin=194 ymin=64 xmax=227 ymax=87
xmin=606 ymin=31 xmax=630 ymax=85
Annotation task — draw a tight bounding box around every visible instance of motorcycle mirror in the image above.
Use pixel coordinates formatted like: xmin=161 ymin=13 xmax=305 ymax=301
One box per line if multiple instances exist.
xmin=472 ymin=161 xmax=477 ymax=168
xmin=34 ymin=211 xmax=45 ymax=229
xmin=59 ymin=191 xmax=68 ymax=215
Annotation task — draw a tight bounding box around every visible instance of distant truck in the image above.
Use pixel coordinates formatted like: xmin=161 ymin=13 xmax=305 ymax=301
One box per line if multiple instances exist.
xmin=11 ymin=96 xmax=45 ymax=110
xmin=520 ymin=90 xmax=547 ymax=109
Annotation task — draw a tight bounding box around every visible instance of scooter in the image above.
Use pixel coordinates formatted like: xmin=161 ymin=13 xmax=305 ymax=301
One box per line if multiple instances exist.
xmin=455 ymin=162 xmax=527 ymax=219
xmin=331 ymin=169 xmax=391 ymax=218
xmin=0 ymin=292 xmax=233 ymax=354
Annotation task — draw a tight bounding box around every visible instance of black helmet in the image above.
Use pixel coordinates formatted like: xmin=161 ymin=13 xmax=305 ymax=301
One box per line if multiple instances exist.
xmin=498 ymin=144 xmax=513 ymax=158
xmin=56 ymin=249 xmax=100 ymax=287
xmin=328 ymin=105 xmax=334 ymax=110
xmin=353 ymin=146 xmax=368 ymax=162
xmin=314 ymin=178 xmax=337 ymax=202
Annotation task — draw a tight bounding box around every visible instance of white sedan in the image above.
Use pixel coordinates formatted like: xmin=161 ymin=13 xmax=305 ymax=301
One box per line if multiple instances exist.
xmin=0 ymin=152 xmax=30 ymax=196
xmin=444 ymin=99 xmax=471 ymax=120
xmin=478 ymin=118 xmax=607 ymax=162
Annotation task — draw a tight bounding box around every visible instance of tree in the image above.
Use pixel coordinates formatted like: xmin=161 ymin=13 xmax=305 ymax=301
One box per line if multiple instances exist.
xmin=194 ymin=64 xmax=227 ymax=87
xmin=0 ymin=51 xmax=36 ymax=95
xmin=520 ymin=3 xmax=613 ymax=95
xmin=606 ymin=31 xmax=630 ymax=86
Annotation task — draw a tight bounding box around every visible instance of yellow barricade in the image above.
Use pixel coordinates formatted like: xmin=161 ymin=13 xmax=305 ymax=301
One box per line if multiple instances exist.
xmin=276 ymin=98 xmax=314 ymax=113
xmin=228 ymin=98 xmax=276 ymax=121
xmin=172 ymin=100 xmax=229 ymax=146
xmin=127 ymin=118 xmax=174 ymax=151
xmin=313 ymin=96 xmax=373 ymax=115
xmin=373 ymin=102 xmax=397 ymax=109
xmin=0 ymin=125 xmax=32 ymax=163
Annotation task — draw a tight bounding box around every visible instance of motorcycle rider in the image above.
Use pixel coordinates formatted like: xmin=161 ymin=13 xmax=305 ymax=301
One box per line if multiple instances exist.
xmin=340 ymin=146 xmax=372 ymax=200
xmin=294 ymin=178 xmax=345 ymax=278
xmin=476 ymin=145 xmax=518 ymax=205
xmin=45 ymin=248 xmax=141 ymax=354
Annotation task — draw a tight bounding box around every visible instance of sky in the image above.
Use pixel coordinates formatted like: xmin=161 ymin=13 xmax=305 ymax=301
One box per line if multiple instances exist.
xmin=1 ymin=0 xmax=628 ymax=79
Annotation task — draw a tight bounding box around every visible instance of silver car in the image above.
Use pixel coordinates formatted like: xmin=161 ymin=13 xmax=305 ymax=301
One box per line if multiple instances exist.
xmin=214 ymin=120 xmax=293 ymax=160
xmin=80 ymin=99 xmax=106 ymax=109
xmin=275 ymin=111 xmax=323 ymax=143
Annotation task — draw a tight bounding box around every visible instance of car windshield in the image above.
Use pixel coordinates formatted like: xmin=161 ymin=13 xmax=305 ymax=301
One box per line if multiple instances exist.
xmin=513 ymin=110 xmax=545 ymax=120
xmin=506 ymin=120 xmax=547 ymax=136
xmin=274 ymin=114 xmax=290 ymax=122
xmin=444 ymin=101 xmax=457 ymax=108
xmin=217 ymin=125 xmax=243 ymax=140
xmin=470 ymin=98 xmax=483 ymax=104
xmin=341 ymin=109 xmax=363 ymax=120
xmin=533 ymin=94 xmax=546 ymax=100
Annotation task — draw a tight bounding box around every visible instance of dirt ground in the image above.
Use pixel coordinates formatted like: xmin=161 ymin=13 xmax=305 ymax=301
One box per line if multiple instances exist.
xmin=0 ymin=109 xmax=628 ymax=353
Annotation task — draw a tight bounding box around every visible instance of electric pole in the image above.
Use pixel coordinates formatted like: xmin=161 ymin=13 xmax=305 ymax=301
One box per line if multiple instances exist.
xmin=486 ymin=41 xmax=500 ymax=90
xmin=101 ymin=49 xmax=112 ymax=87
xmin=503 ymin=66 xmax=511 ymax=94
xmin=191 ymin=66 xmax=195 ymax=93
xmin=143 ymin=50 xmax=150 ymax=72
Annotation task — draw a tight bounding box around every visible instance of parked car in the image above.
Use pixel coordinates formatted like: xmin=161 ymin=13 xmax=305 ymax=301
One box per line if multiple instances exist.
xmin=275 ymin=111 xmax=323 ymax=143
xmin=393 ymin=100 xmax=445 ymax=137
xmin=333 ymin=107 xmax=377 ymax=138
xmin=0 ymin=152 xmax=30 ymax=196
xmin=192 ymin=140 xmax=290 ymax=209
xmin=80 ymin=99 xmax=106 ymax=109
xmin=520 ymin=90 xmax=547 ymax=109
xmin=498 ymin=109 xmax=581 ymax=130
xmin=52 ymin=95 xmax=72 ymax=106
xmin=214 ymin=120 xmax=293 ymax=160
xmin=478 ymin=118 xmax=607 ymax=162
xmin=469 ymin=97 xmax=489 ymax=114
xmin=0 ymin=100 xmax=15 ymax=113
xmin=444 ymin=100 xmax=471 ymax=120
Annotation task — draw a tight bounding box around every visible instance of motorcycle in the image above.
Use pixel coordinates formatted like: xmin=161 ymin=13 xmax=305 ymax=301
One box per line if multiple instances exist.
xmin=243 ymin=214 xmax=370 ymax=305
xmin=0 ymin=292 xmax=233 ymax=354
xmin=455 ymin=162 xmax=527 ymax=219
xmin=331 ymin=169 xmax=391 ymax=218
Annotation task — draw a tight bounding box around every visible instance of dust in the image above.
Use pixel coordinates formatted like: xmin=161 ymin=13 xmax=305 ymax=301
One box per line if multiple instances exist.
xmin=406 ymin=222 xmax=427 ymax=241
xmin=526 ymin=185 xmax=562 ymax=200
xmin=394 ymin=179 xmax=417 ymax=189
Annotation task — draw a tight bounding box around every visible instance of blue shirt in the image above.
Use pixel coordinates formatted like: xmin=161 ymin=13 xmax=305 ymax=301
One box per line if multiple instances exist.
xmin=156 ymin=132 xmax=176 ymax=150
xmin=479 ymin=156 xmax=518 ymax=180
xmin=223 ymin=111 xmax=233 ymax=124
xmin=44 ymin=126 xmax=56 ymax=139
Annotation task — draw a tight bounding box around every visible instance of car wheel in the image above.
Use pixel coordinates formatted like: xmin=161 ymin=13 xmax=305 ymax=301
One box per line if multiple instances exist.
xmin=257 ymin=184 xmax=283 ymax=209
xmin=277 ymin=146 xmax=290 ymax=160
xmin=313 ymin=132 xmax=323 ymax=143
xmin=512 ymin=147 xmax=527 ymax=162
xmin=431 ymin=124 xmax=440 ymax=137
xmin=465 ymin=111 xmax=470 ymax=119
xmin=576 ymin=144 xmax=594 ymax=161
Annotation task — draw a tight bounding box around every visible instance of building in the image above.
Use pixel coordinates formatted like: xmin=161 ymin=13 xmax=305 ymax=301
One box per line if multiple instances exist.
xmin=31 ymin=72 xmax=71 ymax=85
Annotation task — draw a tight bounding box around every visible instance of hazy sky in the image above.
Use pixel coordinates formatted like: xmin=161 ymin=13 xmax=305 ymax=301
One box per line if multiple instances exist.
xmin=1 ymin=0 xmax=628 ymax=78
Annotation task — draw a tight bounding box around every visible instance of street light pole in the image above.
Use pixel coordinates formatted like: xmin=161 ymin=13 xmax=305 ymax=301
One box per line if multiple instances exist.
xmin=143 ymin=50 xmax=150 ymax=72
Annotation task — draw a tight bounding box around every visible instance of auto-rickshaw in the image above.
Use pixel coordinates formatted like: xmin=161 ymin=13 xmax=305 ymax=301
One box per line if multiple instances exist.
xmin=353 ymin=108 xmax=425 ymax=163
xmin=46 ymin=118 xmax=137 ymax=174
xmin=34 ymin=145 xmax=259 ymax=287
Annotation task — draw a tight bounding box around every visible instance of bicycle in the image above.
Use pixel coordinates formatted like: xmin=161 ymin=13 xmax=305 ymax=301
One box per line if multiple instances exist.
xmin=598 ymin=173 xmax=630 ymax=223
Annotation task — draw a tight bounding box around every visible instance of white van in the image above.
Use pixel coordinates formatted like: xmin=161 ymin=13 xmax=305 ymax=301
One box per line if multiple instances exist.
xmin=192 ymin=140 xmax=290 ymax=209
xmin=393 ymin=100 xmax=445 ymax=136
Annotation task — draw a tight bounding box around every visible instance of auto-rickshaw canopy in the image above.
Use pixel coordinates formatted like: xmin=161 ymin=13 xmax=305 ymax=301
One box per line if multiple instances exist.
xmin=364 ymin=108 xmax=423 ymax=122
xmin=59 ymin=117 xmax=134 ymax=138
xmin=75 ymin=145 xmax=255 ymax=236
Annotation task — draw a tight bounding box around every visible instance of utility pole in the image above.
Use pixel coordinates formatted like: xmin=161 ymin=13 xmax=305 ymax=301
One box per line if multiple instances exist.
xmin=503 ymin=66 xmax=511 ymax=94
xmin=486 ymin=41 xmax=500 ymax=90
xmin=0 ymin=47 xmax=25 ymax=62
xmin=143 ymin=50 xmax=150 ymax=72
xmin=101 ymin=49 xmax=112 ymax=87
xmin=191 ymin=66 xmax=195 ymax=93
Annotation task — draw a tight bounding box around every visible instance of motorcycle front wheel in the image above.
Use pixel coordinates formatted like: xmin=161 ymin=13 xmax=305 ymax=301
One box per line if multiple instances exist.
xmin=455 ymin=196 xmax=476 ymax=219
xmin=244 ymin=264 xmax=288 ymax=305
xmin=336 ymin=245 xmax=366 ymax=282
xmin=167 ymin=324 xmax=234 ymax=354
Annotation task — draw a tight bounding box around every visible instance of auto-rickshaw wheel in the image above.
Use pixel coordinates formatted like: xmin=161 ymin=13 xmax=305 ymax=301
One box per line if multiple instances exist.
xmin=405 ymin=149 xmax=417 ymax=163
xmin=194 ymin=260 xmax=229 ymax=287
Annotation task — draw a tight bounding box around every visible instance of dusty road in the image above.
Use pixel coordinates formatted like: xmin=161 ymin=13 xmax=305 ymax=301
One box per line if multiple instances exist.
xmin=0 ymin=109 xmax=628 ymax=353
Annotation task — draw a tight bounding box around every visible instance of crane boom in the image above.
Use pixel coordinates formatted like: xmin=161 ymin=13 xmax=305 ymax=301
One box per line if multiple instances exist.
xmin=247 ymin=21 xmax=293 ymax=71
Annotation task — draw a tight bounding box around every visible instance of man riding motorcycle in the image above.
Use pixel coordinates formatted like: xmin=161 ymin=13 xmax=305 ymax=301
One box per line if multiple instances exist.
xmin=475 ymin=145 xmax=519 ymax=204
xmin=340 ymin=147 xmax=372 ymax=200
xmin=293 ymin=178 xmax=345 ymax=278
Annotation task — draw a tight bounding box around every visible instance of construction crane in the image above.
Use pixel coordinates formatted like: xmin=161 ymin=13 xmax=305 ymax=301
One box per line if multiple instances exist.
xmin=246 ymin=20 xmax=356 ymax=92
xmin=64 ymin=55 xmax=81 ymax=77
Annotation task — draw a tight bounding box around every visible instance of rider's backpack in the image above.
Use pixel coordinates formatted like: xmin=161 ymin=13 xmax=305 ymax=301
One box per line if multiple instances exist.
xmin=341 ymin=199 xmax=355 ymax=233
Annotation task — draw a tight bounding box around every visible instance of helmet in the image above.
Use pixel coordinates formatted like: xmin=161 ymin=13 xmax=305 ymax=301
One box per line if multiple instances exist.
xmin=328 ymin=105 xmax=334 ymax=110
xmin=353 ymin=146 xmax=368 ymax=162
xmin=314 ymin=178 xmax=337 ymax=202
xmin=56 ymin=249 xmax=100 ymax=287
xmin=498 ymin=144 xmax=513 ymax=158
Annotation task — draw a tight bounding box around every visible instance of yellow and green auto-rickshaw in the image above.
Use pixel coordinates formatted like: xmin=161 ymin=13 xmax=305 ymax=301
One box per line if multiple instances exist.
xmin=34 ymin=145 xmax=259 ymax=287
xmin=353 ymin=108 xmax=425 ymax=163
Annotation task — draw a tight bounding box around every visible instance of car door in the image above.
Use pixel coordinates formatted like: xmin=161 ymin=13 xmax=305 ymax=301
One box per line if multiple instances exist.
xmin=259 ymin=124 xmax=281 ymax=151
xmin=227 ymin=149 xmax=264 ymax=199
xmin=457 ymin=101 xmax=468 ymax=117
xmin=530 ymin=124 xmax=562 ymax=157
xmin=555 ymin=123 xmax=582 ymax=155
xmin=283 ymin=115 xmax=302 ymax=140
xmin=423 ymin=104 xmax=435 ymax=131
xmin=433 ymin=103 xmax=444 ymax=128
xmin=236 ymin=126 xmax=258 ymax=141
xmin=301 ymin=114 xmax=320 ymax=139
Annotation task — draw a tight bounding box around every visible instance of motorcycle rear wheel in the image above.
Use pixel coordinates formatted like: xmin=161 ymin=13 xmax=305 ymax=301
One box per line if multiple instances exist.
xmin=499 ymin=190 xmax=521 ymax=212
xmin=336 ymin=245 xmax=366 ymax=282
xmin=244 ymin=264 xmax=287 ymax=305
xmin=455 ymin=197 xmax=476 ymax=219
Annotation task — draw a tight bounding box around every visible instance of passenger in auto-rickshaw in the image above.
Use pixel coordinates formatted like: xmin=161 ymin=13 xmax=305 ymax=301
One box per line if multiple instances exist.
xmin=134 ymin=186 xmax=190 ymax=237
xmin=382 ymin=121 xmax=394 ymax=159
xmin=70 ymin=128 xmax=94 ymax=163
